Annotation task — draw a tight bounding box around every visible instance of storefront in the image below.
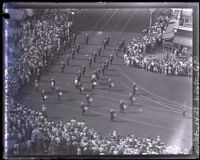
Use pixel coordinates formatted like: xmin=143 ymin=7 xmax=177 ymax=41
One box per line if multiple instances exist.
xmin=173 ymin=27 xmax=192 ymax=57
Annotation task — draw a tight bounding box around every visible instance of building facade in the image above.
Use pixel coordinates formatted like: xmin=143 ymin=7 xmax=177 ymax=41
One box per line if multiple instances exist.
xmin=173 ymin=9 xmax=193 ymax=57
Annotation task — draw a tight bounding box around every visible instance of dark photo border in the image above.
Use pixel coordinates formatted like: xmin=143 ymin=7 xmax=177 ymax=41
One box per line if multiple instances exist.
xmin=2 ymin=2 xmax=199 ymax=159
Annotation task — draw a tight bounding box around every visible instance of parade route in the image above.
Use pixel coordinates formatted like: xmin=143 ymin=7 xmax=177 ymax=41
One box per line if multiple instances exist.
xmin=16 ymin=9 xmax=192 ymax=151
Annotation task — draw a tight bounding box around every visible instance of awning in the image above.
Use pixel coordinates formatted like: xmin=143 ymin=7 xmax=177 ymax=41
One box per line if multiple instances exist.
xmin=173 ymin=36 xmax=192 ymax=47
xmin=162 ymin=32 xmax=174 ymax=40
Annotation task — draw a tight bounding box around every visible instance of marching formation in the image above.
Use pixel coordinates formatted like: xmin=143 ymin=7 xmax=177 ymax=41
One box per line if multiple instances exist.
xmin=32 ymin=30 xmax=143 ymax=121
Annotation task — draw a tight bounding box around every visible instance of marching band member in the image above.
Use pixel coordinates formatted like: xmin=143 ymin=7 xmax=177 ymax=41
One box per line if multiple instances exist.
xmin=123 ymin=53 xmax=128 ymax=65
xmin=94 ymin=70 xmax=99 ymax=80
xmin=129 ymin=93 xmax=136 ymax=106
xmin=71 ymin=48 xmax=75 ymax=59
xmin=41 ymin=104 xmax=47 ymax=118
xmin=110 ymin=109 xmax=116 ymax=122
xmin=91 ymin=74 xmax=97 ymax=89
xmin=91 ymin=74 xmax=97 ymax=82
xmin=36 ymin=68 xmax=41 ymax=81
xmin=101 ymin=63 xmax=105 ymax=75
xmin=108 ymin=78 xmax=114 ymax=89
xmin=66 ymin=54 xmax=70 ymax=66
xmin=116 ymin=45 xmax=120 ymax=56
xmin=103 ymin=39 xmax=107 ymax=50
xmin=34 ymin=80 xmax=39 ymax=92
xmin=60 ymin=61 xmax=65 ymax=73
xmin=86 ymin=94 xmax=92 ymax=106
xmin=97 ymin=45 xmax=102 ymax=56
xmin=120 ymin=100 xmax=125 ymax=113
xmin=77 ymin=71 xmax=81 ymax=81
xmin=77 ymin=81 xmax=82 ymax=90
xmin=132 ymin=82 xmax=137 ymax=95
xmin=81 ymin=65 xmax=86 ymax=77
xmin=109 ymin=54 xmax=114 ymax=65
xmin=76 ymin=43 xmax=80 ymax=54
xmin=93 ymin=52 xmax=97 ymax=62
xmin=67 ymin=36 xmax=71 ymax=47
xmin=91 ymin=80 xmax=97 ymax=90
xmin=72 ymin=33 xmax=76 ymax=44
xmin=88 ymin=56 xmax=92 ymax=68
xmin=55 ymin=86 xmax=60 ymax=93
xmin=121 ymin=39 xmax=125 ymax=48
xmin=77 ymin=70 xmax=82 ymax=79
xmin=42 ymin=94 xmax=48 ymax=104
xmin=74 ymin=77 xmax=79 ymax=89
xmin=50 ymin=78 xmax=55 ymax=91
xmin=51 ymin=53 xmax=54 ymax=64
xmin=129 ymin=93 xmax=133 ymax=105
xmin=76 ymin=72 xmax=81 ymax=82
xmin=44 ymin=59 xmax=48 ymax=72
xmin=85 ymin=33 xmax=89 ymax=44
xmin=123 ymin=46 xmax=127 ymax=54
xmin=41 ymin=90 xmax=46 ymax=97
xmin=79 ymin=84 xmax=84 ymax=94
xmin=57 ymin=91 xmax=63 ymax=102
xmin=118 ymin=41 xmax=122 ymax=51
xmin=97 ymin=67 xmax=101 ymax=75
xmin=106 ymin=35 xmax=110 ymax=46
xmin=182 ymin=103 xmax=187 ymax=116
xmin=105 ymin=60 xmax=109 ymax=69
xmin=80 ymin=102 xmax=88 ymax=115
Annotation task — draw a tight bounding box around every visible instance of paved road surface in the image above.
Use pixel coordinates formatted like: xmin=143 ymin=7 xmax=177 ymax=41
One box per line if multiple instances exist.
xmin=16 ymin=9 xmax=192 ymax=152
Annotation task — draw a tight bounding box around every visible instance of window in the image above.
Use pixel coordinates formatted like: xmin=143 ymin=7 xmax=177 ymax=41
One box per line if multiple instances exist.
xmin=185 ymin=18 xmax=189 ymax=23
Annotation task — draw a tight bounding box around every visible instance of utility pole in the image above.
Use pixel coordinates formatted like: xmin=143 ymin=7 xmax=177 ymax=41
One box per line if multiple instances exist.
xmin=148 ymin=9 xmax=155 ymax=36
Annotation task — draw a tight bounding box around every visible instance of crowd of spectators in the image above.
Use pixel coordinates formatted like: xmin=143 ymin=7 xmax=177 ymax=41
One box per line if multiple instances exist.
xmin=6 ymin=98 xmax=188 ymax=155
xmin=6 ymin=9 xmax=76 ymax=97
xmin=125 ymin=9 xmax=192 ymax=77
xmin=5 ymin=9 xmax=189 ymax=156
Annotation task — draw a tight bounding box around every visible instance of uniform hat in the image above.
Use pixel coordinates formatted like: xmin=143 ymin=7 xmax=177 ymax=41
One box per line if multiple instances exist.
xmin=110 ymin=109 xmax=114 ymax=112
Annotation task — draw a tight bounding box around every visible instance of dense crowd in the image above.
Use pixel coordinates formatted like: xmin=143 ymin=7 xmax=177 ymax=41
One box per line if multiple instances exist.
xmin=6 ymin=97 xmax=188 ymax=155
xmin=125 ymin=10 xmax=192 ymax=77
xmin=7 ymin=9 xmax=76 ymax=97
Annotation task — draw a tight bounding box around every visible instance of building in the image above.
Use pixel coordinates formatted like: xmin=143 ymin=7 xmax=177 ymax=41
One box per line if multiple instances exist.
xmin=179 ymin=9 xmax=193 ymax=27
xmin=173 ymin=9 xmax=193 ymax=57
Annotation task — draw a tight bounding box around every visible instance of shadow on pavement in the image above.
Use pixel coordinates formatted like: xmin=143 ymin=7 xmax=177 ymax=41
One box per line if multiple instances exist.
xmin=113 ymin=119 xmax=130 ymax=123
xmin=85 ymin=113 xmax=101 ymax=117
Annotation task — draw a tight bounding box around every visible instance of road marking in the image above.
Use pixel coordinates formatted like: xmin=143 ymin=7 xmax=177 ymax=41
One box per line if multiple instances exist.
xmin=141 ymin=95 xmax=181 ymax=114
xmin=40 ymin=79 xmax=184 ymax=115
xmin=110 ymin=71 xmax=184 ymax=114
xmin=119 ymin=69 xmax=182 ymax=106
xmin=88 ymin=108 xmax=191 ymax=135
